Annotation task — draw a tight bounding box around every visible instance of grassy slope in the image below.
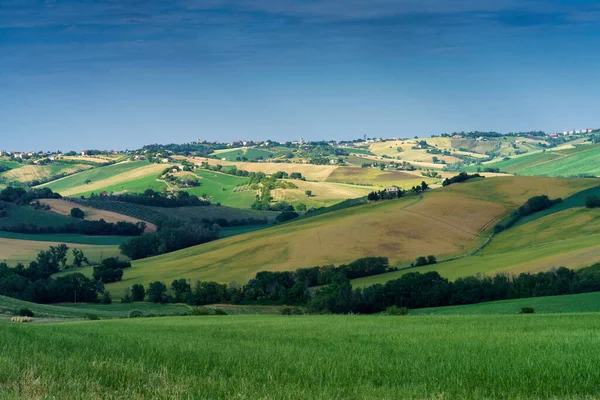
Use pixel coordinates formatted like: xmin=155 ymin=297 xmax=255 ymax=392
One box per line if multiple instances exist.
xmin=271 ymin=179 xmax=373 ymax=208
xmin=88 ymin=176 xmax=598 ymax=296
xmin=414 ymin=291 xmax=600 ymax=315
xmin=41 ymin=160 xmax=158 ymax=195
xmin=480 ymin=144 xmax=600 ymax=177
xmin=211 ymin=147 xmax=274 ymax=161
xmin=0 ymin=295 xmax=189 ymax=318
xmin=353 ymin=206 xmax=600 ymax=286
xmin=326 ymin=167 xmax=437 ymax=187
xmin=186 ymin=170 xmax=256 ymax=208
xmin=0 ymin=163 xmax=93 ymax=184
xmin=2 ymin=314 xmax=600 ymax=398
xmin=0 ymin=203 xmax=76 ymax=228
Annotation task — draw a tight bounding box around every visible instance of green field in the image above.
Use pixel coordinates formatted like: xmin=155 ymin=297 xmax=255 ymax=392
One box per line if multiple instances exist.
xmin=414 ymin=291 xmax=600 ymax=315
xmin=2 ymin=314 xmax=600 ymax=398
xmin=0 ymin=160 xmax=23 ymax=171
xmin=0 ymin=203 xmax=75 ymax=228
xmin=478 ymin=145 xmax=600 ymax=177
xmin=70 ymin=174 xmax=167 ymax=198
xmin=212 ymin=147 xmax=274 ymax=161
xmin=41 ymin=160 xmax=151 ymax=193
xmin=186 ymin=170 xmax=257 ymax=208
xmin=0 ymin=232 xmax=128 ymax=246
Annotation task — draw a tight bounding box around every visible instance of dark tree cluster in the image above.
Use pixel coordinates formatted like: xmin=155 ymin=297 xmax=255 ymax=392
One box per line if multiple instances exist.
xmin=119 ymin=221 xmax=220 ymax=260
xmin=140 ymin=257 xmax=393 ymax=305
xmin=442 ymin=172 xmax=483 ymax=187
xmin=0 ymin=187 xmax=61 ymax=205
xmin=96 ymin=189 xmax=210 ymax=208
xmin=585 ymin=195 xmax=600 ymax=208
xmin=307 ymin=264 xmax=600 ymax=314
xmin=1 ymin=219 xmax=145 ymax=236
xmin=0 ymin=246 xmax=103 ymax=304
xmin=93 ymin=258 xmax=132 ymax=283
xmin=495 ymin=195 xmax=562 ymax=233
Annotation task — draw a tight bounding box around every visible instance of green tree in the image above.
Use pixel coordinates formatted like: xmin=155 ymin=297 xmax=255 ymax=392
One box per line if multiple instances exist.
xmin=72 ymin=249 xmax=89 ymax=268
xmin=305 ymin=190 xmax=312 ymax=197
xmin=147 ymin=281 xmax=167 ymax=303
xmin=131 ymin=284 xmax=146 ymax=302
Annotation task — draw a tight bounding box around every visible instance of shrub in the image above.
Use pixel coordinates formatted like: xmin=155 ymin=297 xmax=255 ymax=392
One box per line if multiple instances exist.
xmin=585 ymin=195 xmax=600 ymax=208
xmin=191 ymin=307 xmax=211 ymax=316
xmin=100 ymin=291 xmax=112 ymax=305
xmin=70 ymin=207 xmax=85 ymax=219
xmin=19 ymin=308 xmax=34 ymax=317
xmin=128 ymin=309 xmax=144 ymax=318
xmin=386 ymin=306 xmax=410 ymax=316
xmin=83 ymin=313 xmax=99 ymax=320
xmin=214 ymin=308 xmax=228 ymax=315
xmin=281 ymin=307 xmax=303 ymax=315
xmin=521 ymin=307 xmax=535 ymax=314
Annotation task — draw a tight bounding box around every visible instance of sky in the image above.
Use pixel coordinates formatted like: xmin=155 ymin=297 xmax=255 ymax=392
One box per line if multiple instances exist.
xmin=1 ymin=0 xmax=600 ymax=151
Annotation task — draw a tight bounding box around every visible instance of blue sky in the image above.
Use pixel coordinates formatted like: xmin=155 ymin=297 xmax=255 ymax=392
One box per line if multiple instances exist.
xmin=1 ymin=0 xmax=600 ymax=151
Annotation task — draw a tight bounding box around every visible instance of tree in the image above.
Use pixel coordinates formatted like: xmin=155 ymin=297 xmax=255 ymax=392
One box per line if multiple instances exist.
xmin=85 ymin=179 xmax=92 ymax=185
xmin=131 ymin=284 xmax=146 ymax=301
xmin=147 ymin=281 xmax=167 ymax=303
xmin=585 ymin=195 xmax=600 ymax=208
xmin=100 ymin=291 xmax=112 ymax=304
xmin=276 ymin=211 xmax=299 ymax=223
xmin=70 ymin=207 xmax=85 ymax=219
xmin=305 ymin=190 xmax=312 ymax=197
xmin=421 ymin=181 xmax=429 ymax=192
xmin=296 ymin=203 xmax=307 ymax=212
xmin=72 ymin=249 xmax=89 ymax=268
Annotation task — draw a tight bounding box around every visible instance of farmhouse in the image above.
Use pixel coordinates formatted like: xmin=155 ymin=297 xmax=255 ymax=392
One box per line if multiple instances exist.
xmin=386 ymin=185 xmax=400 ymax=193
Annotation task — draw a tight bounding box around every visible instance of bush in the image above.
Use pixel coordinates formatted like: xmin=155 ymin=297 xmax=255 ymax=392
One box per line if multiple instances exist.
xmin=281 ymin=307 xmax=303 ymax=315
xmin=276 ymin=211 xmax=299 ymax=223
xmin=19 ymin=308 xmax=34 ymax=317
xmin=214 ymin=308 xmax=228 ymax=315
xmin=521 ymin=307 xmax=535 ymax=314
xmin=70 ymin=207 xmax=85 ymax=219
xmin=585 ymin=195 xmax=600 ymax=208
xmin=128 ymin=309 xmax=144 ymax=318
xmin=385 ymin=306 xmax=410 ymax=316
xmin=191 ymin=307 xmax=211 ymax=316
xmin=83 ymin=313 xmax=99 ymax=320
xmin=100 ymin=291 xmax=112 ymax=305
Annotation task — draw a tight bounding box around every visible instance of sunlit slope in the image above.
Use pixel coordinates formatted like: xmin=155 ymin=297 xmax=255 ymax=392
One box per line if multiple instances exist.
xmin=352 ymin=206 xmax=600 ymax=287
xmin=100 ymin=176 xmax=599 ymax=293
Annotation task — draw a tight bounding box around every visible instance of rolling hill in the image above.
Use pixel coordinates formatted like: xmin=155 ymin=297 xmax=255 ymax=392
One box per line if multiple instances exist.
xmin=87 ymin=176 xmax=599 ymax=295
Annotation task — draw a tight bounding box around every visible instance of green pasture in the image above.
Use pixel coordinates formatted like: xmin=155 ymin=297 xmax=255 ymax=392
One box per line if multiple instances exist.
xmin=186 ymin=170 xmax=256 ymax=208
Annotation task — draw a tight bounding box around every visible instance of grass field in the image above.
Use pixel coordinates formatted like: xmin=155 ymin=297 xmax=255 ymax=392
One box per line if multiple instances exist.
xmin=478 ymin=144 xmax=600 ymax=177
xmin=0 ymin=163 xmax=93 ymax=184
xmin=326 ymin=167 xmax=437 ymax=187
xmin=41 ymin=160 xmax=161 ymax=195
xmin=271 ymin=179 xmax=373 ymax=208
xmin=38 ymin=199 xmax=157 ymax=232
xmin=0 ymin=203 xmax=76 ymax=228
xmin=186 ymin=170 xmax=257 ymax=208
xmin=414 ymin=291 xmax=600 ymax=315
xmin=2 ymin=314 xmax=600 ymax=398
xmin=211 ymin=147 xmax=274 ymax=161
xmin=352 ymin=207 xmax=600 ymax=286
xmin=0 ymin=295 xmax=190 ymax=319
xmin=0 ymin=236 xmax=122 ymax=265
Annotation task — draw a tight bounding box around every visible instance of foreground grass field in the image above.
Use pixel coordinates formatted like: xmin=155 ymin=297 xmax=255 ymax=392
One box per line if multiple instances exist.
xmin=414 ymin=291 xmax=600 ymax=315
xmin=2 ymin=314 xmax=600 ymax=398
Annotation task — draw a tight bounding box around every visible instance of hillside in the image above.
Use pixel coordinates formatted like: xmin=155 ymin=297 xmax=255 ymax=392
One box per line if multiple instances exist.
xmin=476 ymin=144 xmax=600 ymax=177
xmin=352 ymin=206 xmax=600 ymax=287
xmin=85 ymin=176 xmax=598 ymax=295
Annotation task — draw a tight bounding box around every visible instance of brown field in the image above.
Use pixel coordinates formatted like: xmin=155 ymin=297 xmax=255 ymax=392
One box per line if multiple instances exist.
xmin=179 ymin=156 xmax=338 ymax=181
xmin=60 ymin=156 xmax=112 ymax=164
xmin=38 ymin=199 xmax=157 ymax=232
xmin=326 ymin=167 xmax=439 ymax=187
xmin=271 ymin=180 xmax=373 ymax=207
xmin=2 ymin=164 xmax=92 ymax=183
